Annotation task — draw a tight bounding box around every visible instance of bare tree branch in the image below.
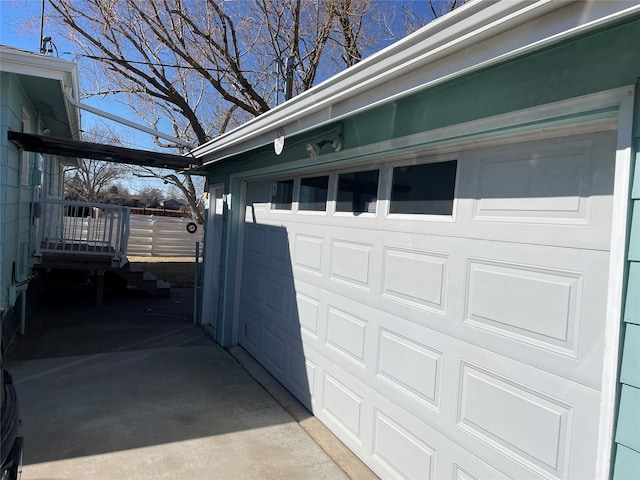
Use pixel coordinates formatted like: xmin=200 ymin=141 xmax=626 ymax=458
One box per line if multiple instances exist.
xmin=44 ymin=0 xmax=464 ymax=223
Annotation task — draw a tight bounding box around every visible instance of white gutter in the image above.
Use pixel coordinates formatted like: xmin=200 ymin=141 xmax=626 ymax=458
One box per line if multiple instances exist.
xmin=191 ymin=0 xmax=640 ymax=166
xmin=64 ymin=89 xmax=195 ymax=149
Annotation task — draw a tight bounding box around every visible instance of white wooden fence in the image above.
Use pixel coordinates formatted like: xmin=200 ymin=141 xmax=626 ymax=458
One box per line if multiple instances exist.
xmin=127 ymin=215 xmax=204 ymax=257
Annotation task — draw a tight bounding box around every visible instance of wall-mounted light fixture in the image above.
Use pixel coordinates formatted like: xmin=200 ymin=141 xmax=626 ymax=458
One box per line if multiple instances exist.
xmin=305 ymin=123 xmax=343 ymax=159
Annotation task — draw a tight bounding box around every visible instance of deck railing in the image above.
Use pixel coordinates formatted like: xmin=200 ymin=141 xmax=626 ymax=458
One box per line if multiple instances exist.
xmin=35 ymin=198 xmax=130 ymax=267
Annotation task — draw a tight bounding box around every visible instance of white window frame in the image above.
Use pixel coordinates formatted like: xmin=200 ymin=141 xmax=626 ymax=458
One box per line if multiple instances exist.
xmin=333 ymin=167 xmax=380 ymax=218
xmin=384 ymin=154 xmax=460 ymax=222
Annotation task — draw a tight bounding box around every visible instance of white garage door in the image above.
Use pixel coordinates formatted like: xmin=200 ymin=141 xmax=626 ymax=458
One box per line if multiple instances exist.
xmin=238 ymin=130 xmax=616 ymax=479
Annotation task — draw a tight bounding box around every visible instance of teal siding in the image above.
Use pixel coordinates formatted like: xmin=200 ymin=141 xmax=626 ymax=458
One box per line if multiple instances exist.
xmin=0 ymin=70 xmax=39 ymax=345
xmin=629 ymin=201 xmax=640 ymax=263
xmin=621 ymin=323 xmax=640 ymax=388
xmin=616 ymin=385 xmax=640 ymax=452
xmin=613 ymin=87 xmax=640 ymax=479
xmin=615 ymin=445 xmax=640 ymax=480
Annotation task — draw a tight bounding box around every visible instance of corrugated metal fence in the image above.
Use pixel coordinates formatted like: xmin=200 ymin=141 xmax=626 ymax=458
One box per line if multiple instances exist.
xmin=127 ymin=215 xmax=204 ymax=257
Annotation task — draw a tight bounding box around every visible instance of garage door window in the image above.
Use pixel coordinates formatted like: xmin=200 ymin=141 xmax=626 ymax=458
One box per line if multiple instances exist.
xmin=337 ymin=169 xmax=379 ymax=214
xmin=299 ymin=175 xmax=329 ymax=211
xmin=271 ymin=179 xmax=294 ymax=210
xmin=390 ymin=160 xmax=457 ymax=215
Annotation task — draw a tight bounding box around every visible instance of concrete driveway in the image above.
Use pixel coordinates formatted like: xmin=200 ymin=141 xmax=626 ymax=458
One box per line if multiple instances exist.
xmin=5 ymin=277 xmax=372 ymax=479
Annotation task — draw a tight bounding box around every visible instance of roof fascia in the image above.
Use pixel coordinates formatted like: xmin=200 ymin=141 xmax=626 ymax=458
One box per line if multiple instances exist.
xmin=0 ymin=46 xmax=81 ymax=139
xmin=193 ymin=0 xmax=640 ymax=166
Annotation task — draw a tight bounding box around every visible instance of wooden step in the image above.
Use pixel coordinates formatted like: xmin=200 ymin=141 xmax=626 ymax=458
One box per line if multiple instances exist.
xmin=110 ymin=262 xmax=171 ymax=298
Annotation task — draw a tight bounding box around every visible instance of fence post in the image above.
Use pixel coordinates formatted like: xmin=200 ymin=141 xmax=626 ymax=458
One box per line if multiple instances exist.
xmin=193 ymin=241 xmax=200 ymax=326
xmin=150 ymin=216 xmax=157 ymax=256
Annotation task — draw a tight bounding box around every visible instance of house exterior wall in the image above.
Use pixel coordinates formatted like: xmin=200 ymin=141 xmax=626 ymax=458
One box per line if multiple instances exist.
xmin=613 ymin=87 xmax=640 ymax=479
xmin=200 ymin=12 xmax=640 ymax=477
xmin=1 ymin=72 xmax=37 ymax=344
xmin=0 ymin=69 xmax=66 ymax=348
xmin=206 ymin=16 xmax=640 ymax=343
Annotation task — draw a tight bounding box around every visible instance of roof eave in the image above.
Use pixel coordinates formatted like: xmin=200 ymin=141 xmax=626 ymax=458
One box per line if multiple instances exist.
xmin=192 ymin=0 xmax=640 ymax=167
xmin=0 ymin=45 xmax=82 ymax=140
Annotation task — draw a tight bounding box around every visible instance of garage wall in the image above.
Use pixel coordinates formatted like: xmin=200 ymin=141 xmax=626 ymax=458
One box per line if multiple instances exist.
xmin=199 ymin=13 xmax=640 ymax=477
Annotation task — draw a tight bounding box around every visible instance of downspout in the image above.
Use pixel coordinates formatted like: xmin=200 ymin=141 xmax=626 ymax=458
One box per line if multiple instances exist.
xmin=64 ymin=88 xmax=196 ymax=149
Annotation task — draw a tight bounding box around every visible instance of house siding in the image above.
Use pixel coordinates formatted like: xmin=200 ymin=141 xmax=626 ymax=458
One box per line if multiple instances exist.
xmin=613 ymin=88 xmax=640 ymax=478
xmin=0 ymin=71 xmax=39 ymax=346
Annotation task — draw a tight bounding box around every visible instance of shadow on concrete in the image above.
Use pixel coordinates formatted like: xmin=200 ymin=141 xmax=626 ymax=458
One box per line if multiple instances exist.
xmin=7 ymin=274 xmax=210 ymax=361
xmin=4 ymin=277 xmax=333 ymax=475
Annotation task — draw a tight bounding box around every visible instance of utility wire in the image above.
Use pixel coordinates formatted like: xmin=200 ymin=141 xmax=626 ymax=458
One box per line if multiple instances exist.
xmin=83 ymin=54 xmax=274 ymax=75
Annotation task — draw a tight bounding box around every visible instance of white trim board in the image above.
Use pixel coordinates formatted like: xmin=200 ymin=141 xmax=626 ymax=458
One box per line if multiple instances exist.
xmin=223 ymin=88 xmax=629 ymax=182
xmin=596 ymin=86 xmax=636 ymax=480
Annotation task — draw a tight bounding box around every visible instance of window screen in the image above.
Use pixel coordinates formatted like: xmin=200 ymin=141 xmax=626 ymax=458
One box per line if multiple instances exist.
xmin=390 ymin=160 xmax=457 ymax=215
xmin=271 ymin=179 xmax=294 ymax=210
xmin=336 ymin=169 xmax=379 ymax=213
xmin=299 ymin=175 xmax=329 ymax=211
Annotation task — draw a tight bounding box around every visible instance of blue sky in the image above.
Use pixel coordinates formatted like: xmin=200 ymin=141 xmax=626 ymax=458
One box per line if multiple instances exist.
xmin=0 ymin=0 xmax=161 ymax=146
xmin=1 ymin=0 xmax=178 ymax=192
xmin=0 ymin=0 xmax=439 ymax=194
xmin=0 ymin=0 xmax=44 ymax=52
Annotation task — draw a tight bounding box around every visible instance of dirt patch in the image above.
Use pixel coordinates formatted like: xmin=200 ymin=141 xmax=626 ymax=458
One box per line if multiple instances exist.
xmin=127 ymin=256 xmax=199 ymax=288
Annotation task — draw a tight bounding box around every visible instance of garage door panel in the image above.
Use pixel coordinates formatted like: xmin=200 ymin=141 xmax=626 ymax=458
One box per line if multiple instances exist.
xmin=458 ymin=243 xmax=609 ymax=389
xmin=297 ymin=229 xmax=606 ymax=388
xmin=451 ymin=459 xmax=510 ymax=480
xmin=357 ymin=230 xmax=605 ymax=388
xmin=464 ymin=258 xmax=582 ymax=355
xmin=239 ymin=130 xmax=614 ymax=479
xmin=293 ymin=233 xmax=324 ymax=275
xmin=286 ymin=345 xmax=316 ymax=410
xmin=456 ymin=132 xmax=615 ymax=250
xmin=243 ymin=223 xmax=268 ymax=260
xmin=239 ymin=303 xmax=262 ymax=357
xmin=314 ymin=296 xmax=376 ymax=382
xmin=307 ymin=308 xmax=600 ymax=480
xmin=471 ymin=149 xmax=593 ymax=223
xmin=321 ymin=370 xmax=366 ymax=445
xmin=450 ymin=354 xmax=601 ymax=480
xmin=326 ymin=306 xmax=368 ymax=369
xmin=457 ymin=362 xmax=572 ymax=477
xmin=294 ymin=291 xmax=321 ymax=340
xmin=239 ymin=263 xmax=266 ymax=311
xmin=264 ymin=270 xmax=294 ymax=331
xmin=267 ymin=227 xmax=294 ymax=276
xmin=372 ymin=315 xmax=462 ymax=425
xmin=261 ymin=326 xmax=285 ymax=376
xmin=295 ymin=243 xmax=603 ymax=396
xmin=382 ymin=246 xmax=450 ymax=315
xmin=376 ymin=327 xmax=443 ymax=413
xmin=329 ymin=239 xmax=374 ymax=291
xmin=369 ymin=370 xmax=548 ymax=480
xmin=373 ymin=409 xmax=436 ymax=480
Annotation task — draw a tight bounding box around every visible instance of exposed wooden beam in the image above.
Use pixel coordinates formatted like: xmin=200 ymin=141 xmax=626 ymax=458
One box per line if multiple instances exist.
xmin=8 ymin=131 xmax=201 ymax=170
